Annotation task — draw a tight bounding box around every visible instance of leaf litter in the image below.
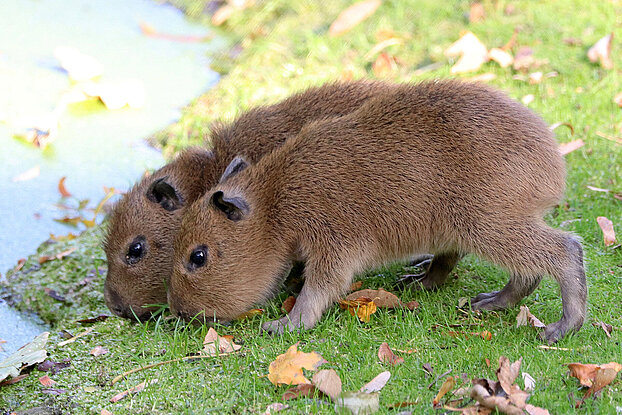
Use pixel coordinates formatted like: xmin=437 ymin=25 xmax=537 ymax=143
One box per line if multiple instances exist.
xmin=0 ymin=332 xmax=49 ymax=383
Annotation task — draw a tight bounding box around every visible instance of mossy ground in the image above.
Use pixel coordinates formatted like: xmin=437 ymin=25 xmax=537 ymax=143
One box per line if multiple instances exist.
xmin=1 ymin=0 xmax=621 ymax=413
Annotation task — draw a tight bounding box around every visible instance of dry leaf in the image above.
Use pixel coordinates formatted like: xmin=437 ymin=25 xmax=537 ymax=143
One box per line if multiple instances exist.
xmin=90 ymin=346 xmax=108 ymax=357
xmin=0 ymin=332 xmax=49 ymax=382
xmin=513 ymin=47 xmax=535 ymax=72
xmin=109 ymin=379 xmax=157 ymax=403
xmin=281 ymin=296 xmax=296 ymax=313
xmin=282 ymin=383 xmax=315 ymax=401
xmin=329 ymin=0 xmax=382 ymax=37
xmin=12 ymin=166 xmax=40 ymax=183
xmin=469 ymin=3 xmax=485 ymax=23
xmin=360 ymin=371 xmax=391 ymax=393
xmin=236 ymin=308 xmax=264 ymax=320
xmin=101 ymin=410 xmax=114 ymax=415
xmin=521 ymin=94 xmax=534 ymax=105
xmin=15 ymin=259 xmax=26 ymax=272
xmin=525 ymin=404 xmax=551 ymax=415
xmin=596 ymin=216 xmax=616 ymax=246
xmin=267 ymin=343 xmax=326 ymax=386
xmin=614 ymin=91 xmax=622 ymax=107
xmin=339 ymin=298 xmax=377 ymax=322
xmin=38 ymin=375 xmax=57 ymax=387
xmin=587 ymin=33 xmax=614 ymax=69
xmin=445 ymin=31 xmax=489 ymax=74
xmin=593 ymin=321 xmax=613 ymax=337
xmin=57 ymin=327 xmax=94 ymax=346
xmin=487 ymin=48 xmax=513 ymax=68
xmin=568 ymin=362 xmax=622 ymax=388
xmin=497 ymin=356 xmax=522 ymax=395
xmin=446 ymin=331 xmax=492 ymax=340
xmin=261 ymin=402 xmax=289 ymax=414
xmin=558 ymin=139 xmax=585 ymax=155
xmin=470 ymin=73 xmax=497 ymax=82
xmin=345 ymin=288 xmax=401 ymax=308
xmin=202 ymin=327 xmax=242 ymax=356
xmin=58 ymin=177 xmax=72 ymax=198
xmin=549 ymin=122 xmax=575 ymax=135
xmin=350 ymin=281 xmax=363 ymax=291
xmin=586 ymin=185 xmax=610 ymax=193
xmin=516 ymin=305 xmax=546 ymax=328
xmin=378 ymin=342 xmax=404 ymax=366
xmin=312 ymin=369 xmax=342 ymax=400
xmin=372 ymin=52 xmax=397 ymax=77
xmin=433 ymin=376 xmax=455 ymax=406
xmin=529 ymin=71 xmax=543 ymax=84
xmin=38 ymin=247 xmax=77 ymax=265
xmin=522 ymin=372 xmax=536 ymax=391
xmin=335 ymin=391 xmax=380 ymax=414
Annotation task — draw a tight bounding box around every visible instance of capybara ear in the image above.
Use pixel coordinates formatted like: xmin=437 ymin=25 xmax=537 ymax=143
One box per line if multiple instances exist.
xmin=219 ymin=156 xmax=248 ymax=183
xmin=146 ymin=177 xmax=182 ymax=211
xmin=211 ymin=190 xmax=249 ymax=221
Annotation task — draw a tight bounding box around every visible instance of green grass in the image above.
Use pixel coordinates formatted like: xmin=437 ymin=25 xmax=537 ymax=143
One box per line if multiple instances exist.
xmin=1 ymin=0 xmax=621 ymax=413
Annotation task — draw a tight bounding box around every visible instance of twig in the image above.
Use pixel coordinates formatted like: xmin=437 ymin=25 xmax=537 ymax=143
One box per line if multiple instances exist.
xmin=538 ymin=345 xmax=572 ymax=351
xmin=428 ymin=369 xmax=452 ymax=389
xmin=595 ymin=131 xmax=622 ymax=145
xmin=111 ymin=352 xmax=236 ymax=385
xmin=57 ymin=327 xmax=94 ymax=346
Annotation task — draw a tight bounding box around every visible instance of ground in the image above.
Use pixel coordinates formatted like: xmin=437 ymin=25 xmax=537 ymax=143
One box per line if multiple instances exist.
xmin=1 ymin=0 xmax=621 ymax=413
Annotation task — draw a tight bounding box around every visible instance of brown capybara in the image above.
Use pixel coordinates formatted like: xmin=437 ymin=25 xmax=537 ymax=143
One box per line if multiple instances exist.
xmin=102 ymin=80 xmax=390 ymax=320
xmin=169 ymin=80 xmax=587 ymax=343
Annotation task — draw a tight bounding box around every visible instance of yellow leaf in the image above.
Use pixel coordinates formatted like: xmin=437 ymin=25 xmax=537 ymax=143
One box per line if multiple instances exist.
xmin=433 ymin=376 xmax=455 ymax=406
xmin=267 ymin=343 xmax=326 ymax=386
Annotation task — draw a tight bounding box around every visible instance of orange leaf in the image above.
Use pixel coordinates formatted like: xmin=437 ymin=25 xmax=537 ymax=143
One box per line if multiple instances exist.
xmin=345 ymin=288 xmax=402 ymax=308
xmin=282 ymin=383 xmax=315 ymax=401
xmin=378 ymin=342 xmax=404 ymax=366
xmin=281 ymin=296 xmax=296 ymax=314
xmin=38 ymin=375 xmax=57 ymax=387
xmin=235 ymin=308 xmax=264 ymax=320
xmin=372 ymin=52 xmax=397 ymax=77
xmin=596 ymin=216 xmax=617 ymax=247
xmin=568 ymin=362 xmax=622 ymax=387
xmin=58 ymin=177 xmax=72 ymax=198
xmin=487 ymin=48 xmax=513 ymax=68
xmin=558 ymin=139 xmax=584 ymax=155
xmin=329 ymin=0 xmax=382 ymax=37
xmin=339 ymin=298 xmax=377 ymax=322
xmin=433 ymin=376 xmax=455 ymax=406
xmin=267 ymin=343 xmax=326 ymax=386
xmin=587 ymin=33 xmax=613 ymax=69
xmin=39 ymin=247 xmax=77 ymax=264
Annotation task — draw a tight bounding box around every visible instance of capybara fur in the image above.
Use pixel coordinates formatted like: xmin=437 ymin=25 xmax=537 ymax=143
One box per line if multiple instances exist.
xmin=103 ymin=80 xmax=388 ymax=320
xmin=169 ymin=80 xmax=587 ymax=343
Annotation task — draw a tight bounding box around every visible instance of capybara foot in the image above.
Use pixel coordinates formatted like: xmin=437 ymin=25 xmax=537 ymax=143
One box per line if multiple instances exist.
xmin=471 ymin=290 xmax=510 ymax=310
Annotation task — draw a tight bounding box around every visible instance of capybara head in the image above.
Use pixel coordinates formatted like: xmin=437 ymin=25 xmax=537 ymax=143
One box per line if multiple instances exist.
xmin=168 ymin=157 xmax=283 ymax=322
xmin=103 ymin=147 xmax=214 ymax=320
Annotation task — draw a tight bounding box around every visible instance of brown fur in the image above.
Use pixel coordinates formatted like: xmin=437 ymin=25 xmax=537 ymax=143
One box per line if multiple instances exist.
xmin=170 ymin=80 xmax=587 ymax=343
xmin=103 ymin=80 xmax=388 ymax=320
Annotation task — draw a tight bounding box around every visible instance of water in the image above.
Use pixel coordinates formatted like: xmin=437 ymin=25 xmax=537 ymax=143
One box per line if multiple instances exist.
xmin=0 ymin=0 xmax=219 ymax=358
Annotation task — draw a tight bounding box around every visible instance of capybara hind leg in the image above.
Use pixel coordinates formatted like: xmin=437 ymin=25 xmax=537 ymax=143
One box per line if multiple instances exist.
xmin=472 ymin=275 xmax=540 ymax=310
xmin=397 ymin=252 xmax=461 ymax=290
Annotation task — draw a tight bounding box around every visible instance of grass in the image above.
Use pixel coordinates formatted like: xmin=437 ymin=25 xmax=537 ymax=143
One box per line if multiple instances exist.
xmin=1 ymin=0 xmax=621 ymax=413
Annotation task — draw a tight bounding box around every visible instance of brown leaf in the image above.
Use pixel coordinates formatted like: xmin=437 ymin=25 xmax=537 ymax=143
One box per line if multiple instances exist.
xmin=596 ymin=216 xmax=617 ymax=246
xmin=497 ymin=356 xmax=522 ymax=395
xmin=350 ymin=281 xmax=363 ymax=291
xmin=58 ymin=177 xmax=72 ymax=198
xmin=282 ymin=383 xmax=315 ymax=400
xmin=109 ymin=379 xmax=157 ymax=403
xmin=587 ymin=33 xmax=614 ymax=69
xmin=267 ymin=343 xmax=326 ymax=386
xmin=558 ymin=139 xmax=585 ymax=155
xmin=15 ymin=259 xmax=26 ymax=272
xmin=516 ymin=305 xmax=546 ymax=328
xmin=568 ymin=362 xmax=622 ymax=388
xmin=49 ymin=233 xmax=78 ymax=242
xmin=281 ymin=296 xmax=296 ymax=314
xmin=593 ymin=321 xmax=613 ymax=337
xmin=445 ymin=31 xmax=489 ymax=74
xmin=261 ymin=402 xmax=289 ymax=414
xmin=433 ymin=376 xmax=455 ymax=406
xmin=345 ymin=288 xmax=401 ymax=308
xmin=405 ymin=300 xmax=419 ymax=311
xmin=312 ymin=369 xmax=342 ymax=401
xmin=38 ymin=247 xmax=77 ymax=265
xmin=202 ymin=328 xmax=242 ymax=356
xmin=77 ymin=315 xmax=109 ymax=324
xmin=469 ymin=3 xmax=485 ymax=23
xmin=378 ymin=342 xmax=404 ymax=366
xmin=470 ymin=384 xmax=524 ymax=415
xmin=12 ymin=166 xmax=40 ymax=183
xmin=372 ymin=52 xmax=397 ymax=77
xmin=360 ymin=371 xmax=391 ymax=393
xmin=90 ymin=346 xmax=109 ymax=357
xmin=329 ymin=0 xmax=382 ymax=37
xmin=38 ymin=375 xmax=57 ymax=387
xmin=338 ymin=298 xmax=377 ymax=322
xmin=525 ymin=404 xmax=551 ymax=415
xmin=0 ymin=374 xmax=28 ymax=386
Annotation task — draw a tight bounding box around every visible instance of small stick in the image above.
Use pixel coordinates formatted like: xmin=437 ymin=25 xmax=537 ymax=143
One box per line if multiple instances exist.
xmin=111 ymin=352 xmax=236 ymax=385
xmin=538 ymin=345 xmax=572 ymax=351
xmin=428 ymin=369 xmax=452 ymax=389
xmin=595 ymin=131 xmax=622 ymax=145
xmin=57 ymin=327 xmax=94 ymax=346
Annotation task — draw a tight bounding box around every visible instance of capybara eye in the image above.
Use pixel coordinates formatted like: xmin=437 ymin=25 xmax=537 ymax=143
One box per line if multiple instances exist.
xmin=189 ymin=246 xmax=207 ymax=269
xmin=125 ymin=237 xmax=145 ymax=265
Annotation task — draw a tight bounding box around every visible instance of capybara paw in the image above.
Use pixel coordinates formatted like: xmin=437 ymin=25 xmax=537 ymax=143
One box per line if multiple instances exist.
xmin=540 ymin=317 xmax=583 ymax=344
xmin=395 ymin=271 xmax=426 ymax=288
xmin=408 ymin=254 xmax=434 ymax=269
xmin=262 ymin=317 xmax=297 ymax=335
xmin=471 ymin=291 xmax=508 ymax=311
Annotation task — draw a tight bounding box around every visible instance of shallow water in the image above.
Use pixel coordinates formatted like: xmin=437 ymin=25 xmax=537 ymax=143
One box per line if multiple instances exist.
xmin=0 ymin=0 xmax=219 ymax=357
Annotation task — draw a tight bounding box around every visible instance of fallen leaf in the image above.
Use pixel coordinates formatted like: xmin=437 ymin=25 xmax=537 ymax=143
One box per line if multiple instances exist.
xmin=235 ymin=308 xmax=264 ymax=320
xmin=15 ymin=259 xmax=26 ymax=272
xmin=446 ymin=331 xmax=492 ymax=340
xmin=49 ymin=233 xmax=78 ymax=242
xmin=470 ymin=72 xmax=497 ymax=82
xmin=282 ymin=383 xmax=315 ymax=400
xmin=37 ymin=359 xmax=71 ymax=374
xmin=38 ymin=375 xmax=57 ymax=387
xmin=335 ymin=391 xmax=380 ymax=414
xmin=109 ymin=379 xmax=157 ymax=403
xmin=596 ymin=216 xmax=616 ymax=246
xmin=522 ymin=372 xmax=536 ymax=391
xmin=445 ymin=31 xmax=489 ymax=74
xmin=433 ymin=376 xmax=455 ymax=406
xmin=516 ymin=305 xmax=546 ymax=328
xmin=55 ymin=46 xmax=104 ymax=81
xmin=378 ymin=342 xmax=404 ymax=366
xmin=346 ymin=288 xmax=401 ymax=308
xmin=41 ymin=387 xmax=67 ymax=395
xmin=593 ymin=321 xmax=613 ymax=337
xmin=587 ymin=33 xmax=614 ymax=69
xmin=312 ymin=369 xmax=342 ymax=400
xmin=202 ymin=328 xmax=242 ymax=356
xmin=350 ymin=281 xmax=363 ymax=291
xmin=513 ymin=47 xmax=535 ymax=72
xmin=339 ymin=298 xmax=377 ymax=322
xmin=614 ymin=92 xmax=622 ymax=107
xmin=404 ymin=300 xmax=419 ymax=311
xmin=329 ymin=0 xmax=382 ymax=37
xmin=0 ymin=332 xmax=49 ymax=382
xmin=360 ymin=371 xmax=391 ymax=393
xmin=568 ymin=362 xmax=622 ymax=388
xmin=487 ymin=48 xmax=513 ymax=68
xmin=39 ymin=247 xmax=77 ymax=265
xmin=372 ymin=52 xmax=397 ymax=77
xmin=559 ymin=139 xmax=585 ymax=155
xmin=12 ymin=166 xmax=40 ymax=182
xmin=497 ymin=356 xmax=522 ymax=395
xmin=529 ymin=71 xmax=543 ymax=84
xmin=525 ymin=404 xmax=551 ymax=415
xmin=101 ymin=410 xmax=114 ymax=415
xmin=53 ymin=216 xmax=82 ymax=227
xmin=90 ymin=346 xmax=109 ymax=357
xmin=469 ymin=2 xmax=485 ymax=23
xmin=261 ymin=402 xmax=289 ymax=414
xmin=57 ymin=327 xmax=94 ymax=346
xmin=58 ymin=177 xmax=72 ymax=198
xmin=77 ymin=315 xmax=109 ymax=324
xmin=388 ymin=400 xmax=419 ymax=409
xmin=81 ymin=79 xmax=145 ymax=110
xmin=267 ymin=343 xmax=326 ymax=386
xmin=0 ymin=373 xmax=28 ymax=387
xmin=281 ymin=296 xmax=296 ymax=314
xmin=549 ymin=122 xmax=575 ymax=135
xmin=364 ymin=37 xmax=402 ymax=60
xmin=423 ymin=362 xmax=434 ymax=377
xmin=521 ymin=94 xmax=534 ymax=105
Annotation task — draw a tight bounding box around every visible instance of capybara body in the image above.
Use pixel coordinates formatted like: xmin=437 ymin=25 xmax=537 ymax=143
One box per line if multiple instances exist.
xmin=170 ymin=80 xmax=587 ymax=343
xmin=103 ymin=81 xmax=388 ymax=320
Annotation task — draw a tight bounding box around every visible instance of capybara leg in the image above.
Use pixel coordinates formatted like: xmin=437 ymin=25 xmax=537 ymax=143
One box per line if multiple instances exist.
xmin=397 ymin=252 xmax=461 ymax=290
xmin=471 ymin=222 xmax=587 ymax=343
xmin=262 ymin=259 xmax=352 ymax=335
xmin=471 ymin=275 xmax=540 ymax=310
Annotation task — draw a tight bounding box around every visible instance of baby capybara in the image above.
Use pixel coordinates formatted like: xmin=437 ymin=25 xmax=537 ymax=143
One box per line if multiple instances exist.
xmin=169 ymin=80 xmax=586 ymax=343
xmin=103 ymin=81 xmax=388 ymax=320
